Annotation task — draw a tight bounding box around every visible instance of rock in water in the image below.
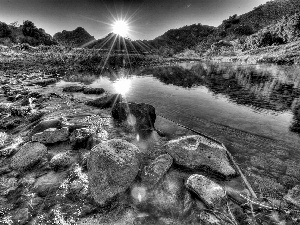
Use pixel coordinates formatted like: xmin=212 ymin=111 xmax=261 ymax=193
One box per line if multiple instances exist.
xmin=83 ymin=87 xmax=105 ymax=95
xmin=165 ymin=135 xmax=236 ymax=178
xmin=10 ymin=142 xmax=47 ymax=170
xmin=85 ymin=94 xmax=121 ymax=109
xmin=111 ymin=102 xmax=156 ymax=131
xmin=30 ymin=118 xmax=63 ymax=135
xmin=186 ymin=174 xmax=226 ymax=208
xmin=62 ymin=85 xmax=85 ymax=92
xmin=32 ymin=127 xmax=69 ymax=144
xmin=141 ymin=154 xmax=173 ymax=188
xmin=87 ymin=139 xmax=140 ymax=205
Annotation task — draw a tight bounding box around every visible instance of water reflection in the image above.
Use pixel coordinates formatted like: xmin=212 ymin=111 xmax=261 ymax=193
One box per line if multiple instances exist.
xmin=140 ymin=63 xmax=300 ymax=134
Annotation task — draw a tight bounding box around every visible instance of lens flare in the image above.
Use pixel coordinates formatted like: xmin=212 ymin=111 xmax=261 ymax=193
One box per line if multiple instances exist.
xmin=112 ymin=19 xmax=129 ymax=37
xmin=113 ymin=78 xmax=131 ymax=96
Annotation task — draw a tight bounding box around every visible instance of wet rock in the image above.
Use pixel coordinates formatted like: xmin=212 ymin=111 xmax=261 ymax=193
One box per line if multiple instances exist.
xmin=165 ymin=135 xmax=236 ymax=178
xmin=63 ymin=85 xmax=85 ymax=92
xmin=186 ymin=174 xmax=226 ymax=209
xmin=69 ymin=128 xmax=93 ymax=150
xmin=32 ymin=78 xmax=57 ymax=86
xmin=32 ymin=127 xmax=69 ymax=144
xmin=30 ymin=118 xmax=63 ymax=135
xmin=112 ymin=102 xmax=156 ymax=131
xmin=284 ymin=185 xmax=300 ymax=207
xmin=12 ymin=208 xmax=29 ymax=225
xmin=33 ymin=171 xmax=66 ymax=197
xmin=0 ymin=117 xmax=22 ymax=130
xmin=10 ymin=142 xmax=47 ymax=170
xmin=141 ymin=154 xmax=173 ymax=188
xmin=50 ymin=152 xmax=74 ymax=170
xmin=87 ymin=139 xmax=140 ymax=205
xmin=85 ymin=94 xmax=122 ymax=109
xmin=83 ymin=87 xmax=105 ymax=95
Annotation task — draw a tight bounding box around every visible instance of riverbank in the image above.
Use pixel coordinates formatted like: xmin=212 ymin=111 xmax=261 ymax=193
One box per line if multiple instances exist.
xmin=209 ymin=41 xmax=300 ymax=65
xmin=1 ymin=51 xmax=300 ymax=224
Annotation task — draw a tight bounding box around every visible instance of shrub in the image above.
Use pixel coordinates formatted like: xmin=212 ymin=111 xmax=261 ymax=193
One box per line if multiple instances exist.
xmin=0 ymin=22 xmax=12 ymax=38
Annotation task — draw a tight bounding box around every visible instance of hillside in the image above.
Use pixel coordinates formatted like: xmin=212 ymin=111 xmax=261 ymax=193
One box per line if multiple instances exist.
xmin=53 ymin=27 xmax=95 ymax=48
xmin=0 ymin=20 xmax=56 ymax=46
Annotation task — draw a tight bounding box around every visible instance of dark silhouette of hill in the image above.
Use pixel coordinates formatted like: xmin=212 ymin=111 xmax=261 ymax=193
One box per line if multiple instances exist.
xmin=0 ymin=20 xmax=57 ymax=46
xmin=53 ymin=27 xmax=95 ymax=47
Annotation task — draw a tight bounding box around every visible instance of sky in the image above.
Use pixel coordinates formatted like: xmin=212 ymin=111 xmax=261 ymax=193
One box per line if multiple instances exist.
xmin=0 ymin=0 xmax=270 ymax=40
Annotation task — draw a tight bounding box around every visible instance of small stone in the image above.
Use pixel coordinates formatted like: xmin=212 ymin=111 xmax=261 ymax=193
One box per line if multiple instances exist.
xmin=50 ymin=152 xmax=74 ymax=170
xmin=186 ymin=174 xmax=226 ymax=208
xmin=69 ymin=128 xmax=93 ymax=150
xmin=33 ymin=171 xmax=66 ymax=197
xmin=12 ymin=208 xmax=29 ymax=225
xmin=87 ymin=139 xmax=140 ymax=205
xmin=30 ymin=118 xmax=63 ymax=135
xmin=284 ymin=185 xmax=300 ymax=207
xmin=32 ymin=127 xmax=69 ymax=144
xmin=141 ymin=154 xmax=173 ymax=188
xmin=10 ymin=142 xmax=47 ymax=170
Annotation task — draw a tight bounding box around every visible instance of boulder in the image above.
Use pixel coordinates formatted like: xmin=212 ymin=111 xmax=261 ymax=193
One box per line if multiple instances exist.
xmin=112 ymin=102 xmax=156 ymax=131
xmin=165 ymin=135 xmax=236 ymax=178
xmin=284 ymin=185 xmax=300 ymax=207
xmin=69 ymin=128 xmax=93 ymax=150
xmin=141 ymin=154 xmax=173 ymax=188
xmin=137 ymin=170 xmax=193 ymax=217
xmin=83 ymin=87 xmax=105 ymax=95
xmin=85 ymin=94 xmax=121 ymax=109
xmin=10 ymin=142 xmax=47 ymax=170
xmin=50 ymin=152 xmax=74 ymax=170
xmin=185 ymin=174 xmax=226 ymax=208
xmin=32 ymin=127 xmax=69 ymax=144
xmin=30 ymin=118 xmax=63 ymax=135
xmin=87 ymin=139 xmax=140 ymax=205
xmin=62 ymin=85 xmax=85 ymax=92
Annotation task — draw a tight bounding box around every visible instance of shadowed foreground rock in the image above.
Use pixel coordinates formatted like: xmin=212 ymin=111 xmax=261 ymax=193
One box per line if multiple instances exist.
xmin=32 ymin=127 xmax=69 ymax=144
xmin=112 ymin=102 xmax=156 ymax=131
xmin=85 ymin=94 xmax=121 ymax=109
xmin=87 ymin=139 xmax=140 ymax=205
xmin=165 ymin=135 xmax=236 ymax=178
xmin=10 ymin=142 xmax=47 ymax=170
xmin=186 ymin=174 xmax=226 ymax=208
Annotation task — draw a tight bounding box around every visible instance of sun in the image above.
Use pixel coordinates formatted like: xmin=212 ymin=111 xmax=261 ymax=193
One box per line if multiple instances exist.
xmin=112 ymin=19 xmax=129 ymax=37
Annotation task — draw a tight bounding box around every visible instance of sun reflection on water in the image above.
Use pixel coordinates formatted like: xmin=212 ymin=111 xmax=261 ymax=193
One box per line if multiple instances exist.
xmin=113 ymin=78 xmax=131 ymax=96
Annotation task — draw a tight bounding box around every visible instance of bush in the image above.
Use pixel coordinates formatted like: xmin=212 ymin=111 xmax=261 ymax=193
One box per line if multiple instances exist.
xmin=0 ymin=22 xmax=12 ymax=38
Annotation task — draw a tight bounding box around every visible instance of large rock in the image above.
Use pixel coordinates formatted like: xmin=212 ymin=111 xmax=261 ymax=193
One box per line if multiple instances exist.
xmin=186 ymin=174 xmax=226 ymax=209
xmin=85 ymin=94 xmax=121 ymax=109
xmin=10 ymin=142 xmax=47 ymax=170
xmin=87 ymin=139 xmax=140 ymax=205
xmin=62 ymin=85 xmax=85 ymax=92
xmin=137 ymin=170 xmax=193 ymax=217
xmin=165 ymin=135 xmax=236 ymax=178
xmin=141 ymin=154 xmax=173 ymax=188
xmin=49 ymin=152 xmax=74 ymax=170
xmin=83 ymin=87 xmax=105 ymax=95
xmin=112 ymin=102 xmax=156 ymax=131
xmin=32 ymin=127 xmax=69 ymax=144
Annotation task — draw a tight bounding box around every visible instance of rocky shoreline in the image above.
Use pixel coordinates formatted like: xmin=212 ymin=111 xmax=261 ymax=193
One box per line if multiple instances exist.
xmin=0 ymin=68 xmax=300 ymax=224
